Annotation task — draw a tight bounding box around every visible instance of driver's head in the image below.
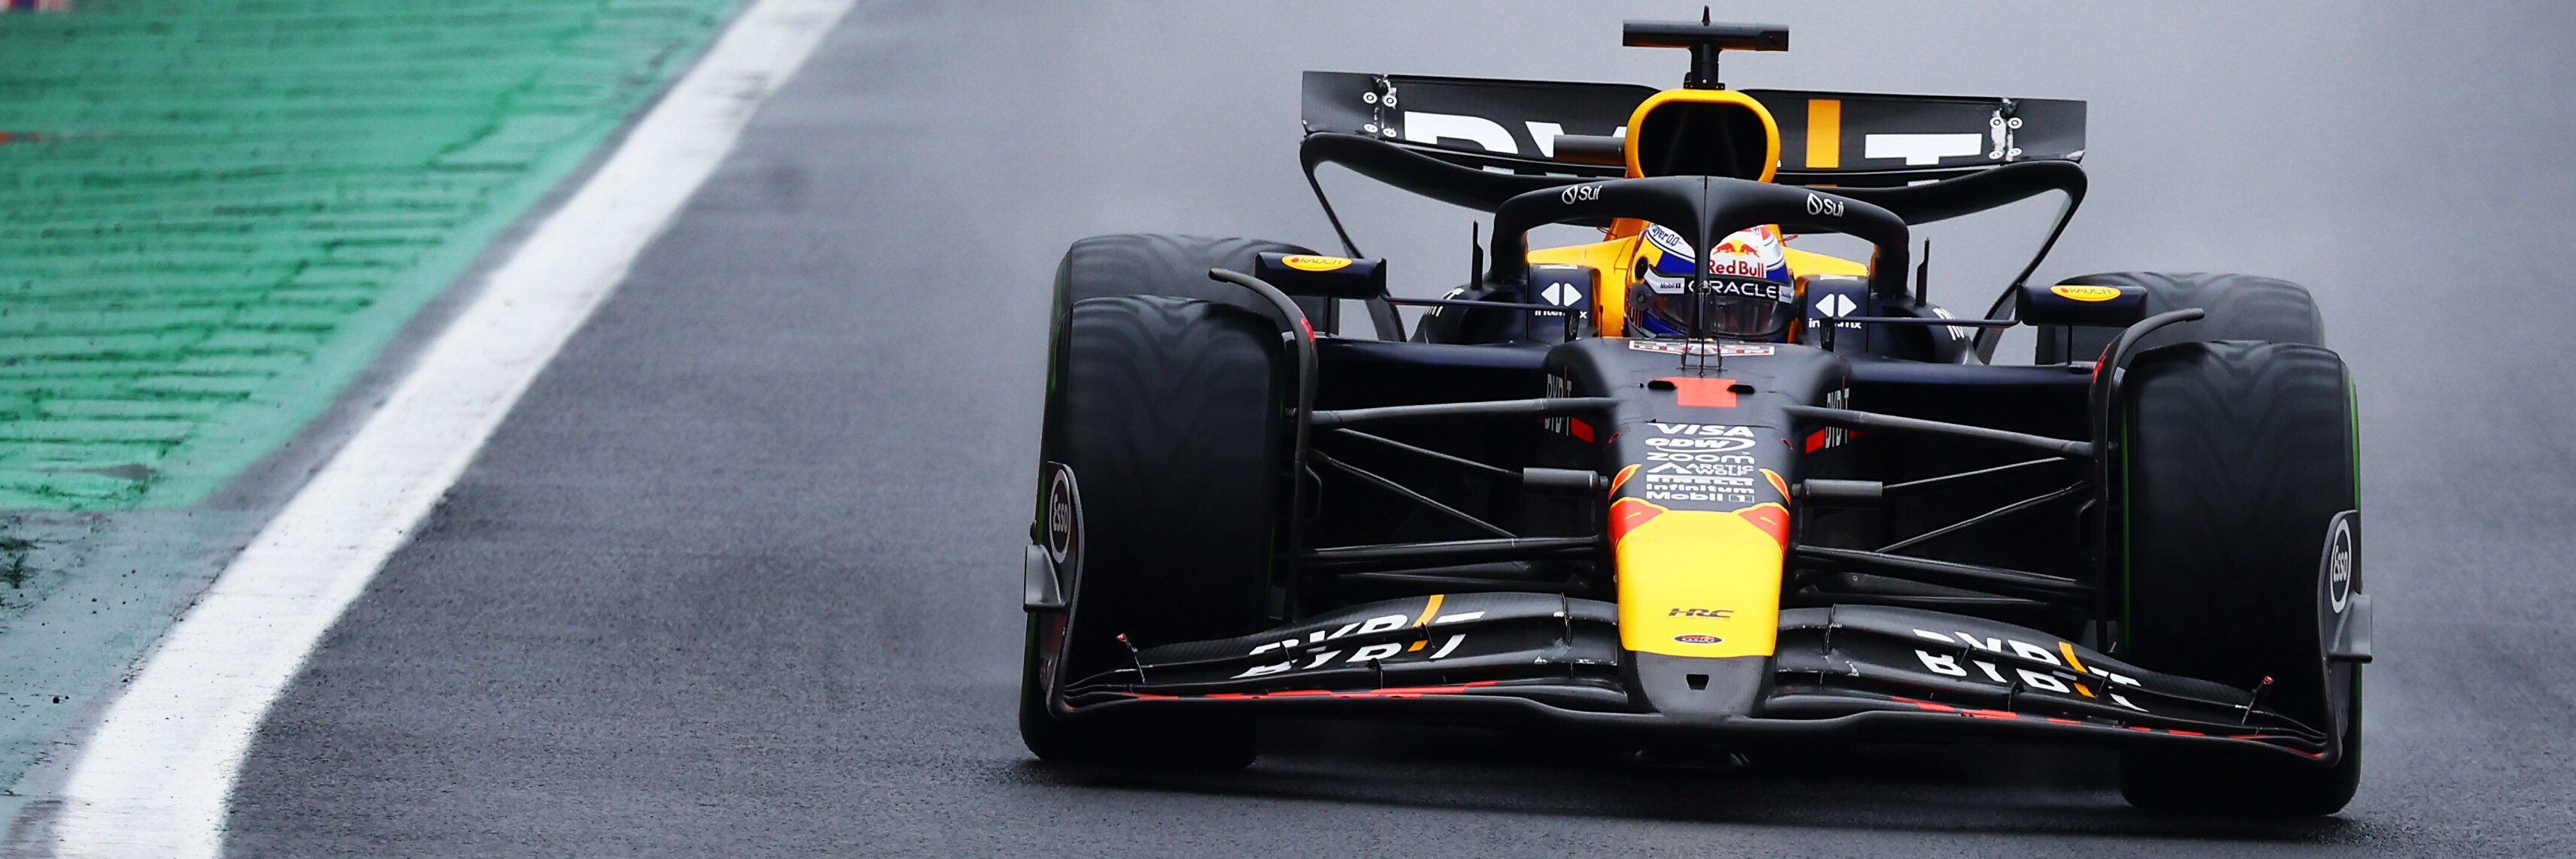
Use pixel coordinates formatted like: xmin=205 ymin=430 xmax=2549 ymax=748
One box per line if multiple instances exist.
xmin=1629 ymin=223 xmax=1799 ymax=341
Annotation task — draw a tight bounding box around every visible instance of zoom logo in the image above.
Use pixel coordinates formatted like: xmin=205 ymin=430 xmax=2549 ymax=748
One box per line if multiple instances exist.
xmin=1561 ymin=183 xmax=1602 ymax=204
xmin=1805 ymin=192 xmax=1845 ymax=217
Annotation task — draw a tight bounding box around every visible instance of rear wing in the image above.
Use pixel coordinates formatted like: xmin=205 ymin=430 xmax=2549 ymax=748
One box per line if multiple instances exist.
xmin=1301 ymin=71 xmax=1653 ymax=177
xmin=1298 ymin=72 xmax=2090 ymax=303
xmin=1300 ymin=71 xmax=2084 ymax=187
xmin=1746 ymin=89 xmax=2084 ymax=187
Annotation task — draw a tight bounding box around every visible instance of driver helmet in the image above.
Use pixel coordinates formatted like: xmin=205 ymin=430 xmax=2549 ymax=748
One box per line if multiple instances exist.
xmin=1629 ymin=223 xmax=1799 ymax=341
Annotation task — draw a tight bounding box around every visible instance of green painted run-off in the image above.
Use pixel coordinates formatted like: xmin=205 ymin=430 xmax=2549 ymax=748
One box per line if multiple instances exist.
xmin=0 ymin=0 xmax=749 ymax=510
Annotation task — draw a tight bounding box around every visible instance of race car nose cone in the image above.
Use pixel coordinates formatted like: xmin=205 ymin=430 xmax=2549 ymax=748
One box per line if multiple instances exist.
xmin=1634 ymin=652 xmax=1768 ymax=724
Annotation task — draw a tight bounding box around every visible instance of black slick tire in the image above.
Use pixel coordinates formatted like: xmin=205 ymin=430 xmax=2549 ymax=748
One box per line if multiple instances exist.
xmin=1020 ymin=295 xmax=1283 ymax=769
xmin=2037 ymin=272 xmax=2325 ymax=364
xmin=1053 ymin=233 xmax=1321 ymax=328
xmin=2117 ymin=340 xmax=2361 ymax=815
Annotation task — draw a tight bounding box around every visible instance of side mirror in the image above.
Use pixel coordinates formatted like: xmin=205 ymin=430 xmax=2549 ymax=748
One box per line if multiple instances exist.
xmin=2017 ymin=281 xmax=2147 ymax=328
xmin=1253 ymin=253 xmax=1386 ymax=300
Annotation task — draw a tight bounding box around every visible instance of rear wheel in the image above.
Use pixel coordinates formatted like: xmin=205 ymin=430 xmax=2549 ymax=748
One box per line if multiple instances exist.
xmin=2117 ymin=340 xmax=2361 ymax=815
xmin=2036 ymin=271 xmax=2324 ymax=364
xmin=1054 ymin=233 xmax=1325 ymax=328
xmin=1020 ymin=295 xmax=1283 ymax=768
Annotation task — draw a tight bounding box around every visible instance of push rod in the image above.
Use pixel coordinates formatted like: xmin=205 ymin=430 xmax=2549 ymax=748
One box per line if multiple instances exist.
xmin=1882 ymin=457 xmax=2069 ymax=495
xmin=1782 ymin=405 xmax=2093 ymax=459
xmin=1308 ymin=397 xmax=1617 ymax=430
xmin=1793 ymin=545 xmax=2088 ymax=600
xmin=1303 ymin=537 xmax=1597 ymax=573
xmin=1313 ymin=451 xmax=1513 ymax=539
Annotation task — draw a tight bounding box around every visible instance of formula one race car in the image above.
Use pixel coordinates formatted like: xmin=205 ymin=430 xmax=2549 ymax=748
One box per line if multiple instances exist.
xmin=1020 ymin=19 xmax=2369 ymax=816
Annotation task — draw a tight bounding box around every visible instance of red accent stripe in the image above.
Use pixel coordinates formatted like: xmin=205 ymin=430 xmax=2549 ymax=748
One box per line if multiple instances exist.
xmin=1805 ymin=429 xmax=1827 ymax=452
xmin=1734 ymin=504 xmax=1790 ymax=547
xmin=1608 ymin=498 xmax=1666 ymax=541
xmin=1654 ymin=377 xmax=1738 ymax=407
xmin=1115 ymin=688 xmax=2326 ymax=756
xmin=1115 ymin=679 xmax=1506 ymax=703
xmin=1569 ymin=417 xmax=1594 ymax=443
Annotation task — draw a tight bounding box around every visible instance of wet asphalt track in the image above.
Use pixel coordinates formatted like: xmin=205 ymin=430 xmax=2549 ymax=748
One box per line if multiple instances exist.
xmin=221 ymin=2 xmax=2576 ymax=855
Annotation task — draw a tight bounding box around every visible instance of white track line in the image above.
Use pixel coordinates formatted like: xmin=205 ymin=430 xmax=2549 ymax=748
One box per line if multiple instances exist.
xmin=46 ymin=1 xmax=856 ymax=854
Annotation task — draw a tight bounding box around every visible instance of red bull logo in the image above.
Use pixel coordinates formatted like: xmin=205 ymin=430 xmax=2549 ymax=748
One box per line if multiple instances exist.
xmin=1708 ymin=256 xmax=1771 ymax=277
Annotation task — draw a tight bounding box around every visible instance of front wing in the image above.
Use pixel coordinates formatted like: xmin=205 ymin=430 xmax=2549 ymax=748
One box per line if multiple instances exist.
xmin=1058 ymin=593 xmax=2335 ymax=762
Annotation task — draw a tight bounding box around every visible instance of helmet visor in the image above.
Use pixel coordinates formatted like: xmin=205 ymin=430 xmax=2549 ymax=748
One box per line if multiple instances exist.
xmin=1636 ymin=277 xmax=1797 ymax=340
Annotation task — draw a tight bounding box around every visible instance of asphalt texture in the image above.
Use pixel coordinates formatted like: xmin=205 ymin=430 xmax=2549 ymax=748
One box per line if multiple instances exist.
xmin=223 ymin=2 xmax=2576 ymax=856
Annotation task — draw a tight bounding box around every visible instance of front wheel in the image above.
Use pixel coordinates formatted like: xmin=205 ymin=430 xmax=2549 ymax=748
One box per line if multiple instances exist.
xmin=2117 ymin=340 xmax=2362 ymax=815
xmin=2033 ymin=271 xmax=2324 ymax=364
xmin=1020 ymin=295 xmax=1283 ymax=768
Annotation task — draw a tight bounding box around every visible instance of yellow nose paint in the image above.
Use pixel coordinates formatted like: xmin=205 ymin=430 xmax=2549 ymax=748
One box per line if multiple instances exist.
xmin=1612 ymin=499 xmax=1788 ymax=657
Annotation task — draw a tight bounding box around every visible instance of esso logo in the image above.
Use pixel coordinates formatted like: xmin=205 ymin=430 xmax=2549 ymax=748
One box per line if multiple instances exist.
xmin=1673 ymin=634 xmax=1723 ymax=645
xmin=1044 ymin=468 xmax=1080 ymax=565
xmin=2326 ymin=516 xmax=2355 ymax=612
xmin=1281 ymin=255 xmax=1352 ymax=272
xmin=2051 ymin=284 xmax=2123 ymax=302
